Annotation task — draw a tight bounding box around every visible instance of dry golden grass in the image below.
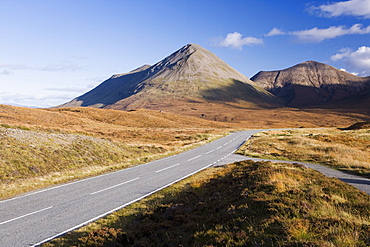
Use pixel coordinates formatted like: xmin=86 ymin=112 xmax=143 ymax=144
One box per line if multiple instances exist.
xmin=113 ymin=98 xmax=370 ymax=128
xmin=2 ymin=103 xmax=369 ymax=245
xmin=42 ymin=161 xmax=370 ymax=247
xmin=0 ymin=126 xmax=175 ymax=199
xmin=0 ymin=105 xmax=232 ymax=199
xmin=0 ymin=105 xmax=232 ymax=147
xmin=237 ymin=128 xmax=370 ymax=178
xmin=1 ymin=103 xmax=369 ymax=199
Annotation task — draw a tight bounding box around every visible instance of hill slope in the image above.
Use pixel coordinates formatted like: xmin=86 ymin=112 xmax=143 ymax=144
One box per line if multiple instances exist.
xmin=0 ymin=104 xmax=231 ymax=145
xmin=251 ymin=61 xmax=370 ymax=107
xmin=60 ymin=44 xmax=280 ymax=111
xmin=0 ymin=104 xmax=233 ymax=198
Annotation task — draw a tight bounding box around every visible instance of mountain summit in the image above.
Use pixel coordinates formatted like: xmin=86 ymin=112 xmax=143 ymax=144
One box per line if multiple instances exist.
xmin=251 ymin=61 xmax=370 ymax=107
xmin=60 ymin=44 xmax=279 ymax=111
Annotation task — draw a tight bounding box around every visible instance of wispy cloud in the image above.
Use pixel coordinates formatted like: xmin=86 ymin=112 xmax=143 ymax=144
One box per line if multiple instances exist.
xmin=292 ymin=24 xmax=370 ymax=42
xmin=214 ymin=32 xmax=263 ymax=50
xmin=265 ymin=28 xmax=286 ymax=36
xmin=40 ymin=63 xmax=82 ymax=72
xmin=44 ymin=87 xmax=88 ymax=93
xmin=309 ymin=0 xmax=370 ymax=19
xmin=0 ymin=69 xmax=11 ymax=75
xmin=266 ymin=24 xmax=370 ymax=42
xmin=0 ymin=62 xmax=84 ymax=74
xmin=0 ymin=91 xmax=74 ymax=108
xmin=331 ymin=46 xmax=370 ymax=76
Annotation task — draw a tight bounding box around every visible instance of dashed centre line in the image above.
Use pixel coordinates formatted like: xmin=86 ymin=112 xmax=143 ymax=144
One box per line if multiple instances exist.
xmin=216 ymin=146 xmax=222 ymax=150
xmin=155 ymin=163 xmax=180 ymax=173
xmin=0 ymin=206 xmax=53 ymax=226
xmin=187 ymin=155 xmax=202 ymax=161
xmin=205 ymin=150 xmax=214 ymax=154
xmin=90 ymin=177 xmax=140 ymax=195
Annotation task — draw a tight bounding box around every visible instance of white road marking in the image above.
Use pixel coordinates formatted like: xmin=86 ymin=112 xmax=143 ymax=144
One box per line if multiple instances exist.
xmin=155 ymin=163 xmax=180 ymax=173
xmin=0 ymin=158 xmax=156 ymax=204
xmin=187 ymin=155 xmax=201 ymax=161
xmin=216 ymin=146 xmax=222 ymax=149
xmin=0 ymin=206 xmax=53 ymax=226
xmin=31 ymin=160 xmax=219 ymax=247
xmin=205 ymin=150 xmax=214 ymax=154
xmin=90 ymin=177 xmax=140 ymax=195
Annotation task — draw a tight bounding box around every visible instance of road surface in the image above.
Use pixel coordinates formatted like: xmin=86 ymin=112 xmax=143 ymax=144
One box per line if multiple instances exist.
xmin=1 ymin=129 xmax=369 ymax=246
xmin=0 ymin=130 xmax=260 ymax=246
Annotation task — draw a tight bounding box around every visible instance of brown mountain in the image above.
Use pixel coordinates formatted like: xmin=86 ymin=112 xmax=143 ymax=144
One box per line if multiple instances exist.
xmin=59 ymin=44 xmax=280 ymax=112
xmin=251 ymin=61 xmax=370 ymax=108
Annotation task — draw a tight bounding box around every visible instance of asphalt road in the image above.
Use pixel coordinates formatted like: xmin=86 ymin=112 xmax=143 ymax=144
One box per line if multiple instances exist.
xmin=0 ymin=130 xmax=261 ymax=247
xmin=1 ymin=129 xmax=369 ymax=246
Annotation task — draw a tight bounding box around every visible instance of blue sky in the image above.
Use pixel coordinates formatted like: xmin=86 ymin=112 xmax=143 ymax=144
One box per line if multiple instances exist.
xmin=1 ymin=0 xmax=370 ymax=107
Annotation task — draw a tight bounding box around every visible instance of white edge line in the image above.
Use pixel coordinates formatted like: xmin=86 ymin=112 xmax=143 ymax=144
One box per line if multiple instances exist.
xmin=0 ymin=164 xmax=146 ymax=204
xmin=2 ymin=133 xmax=233 ymax=204
xmin=155 ymin=163 xmax=180 ymax=173
xmin=2 ymin=130 xmax=253 ymax=204
xmin=187 ymin=155 xmax=201 ymax=161
xmin=90 ymin=177 xmax=140 ymax=195
xmin=31 ymin=163 xmax=215 ymax=247
xmin=0 ymin=206 xmax=53 ymax=226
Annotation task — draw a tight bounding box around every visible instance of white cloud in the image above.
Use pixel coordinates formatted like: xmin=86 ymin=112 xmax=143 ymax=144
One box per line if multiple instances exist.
xmin=0 ymin=62 xmax=83 ymax=74
xmin=265 ymin=28 xmax=286 ymax=36
xmin=331 ymin=48 xmax=352 ymax=61
xmin=311 ymin=0 xmax=370 ymax=19
xmin=40 ymin=63 xmax=82 ymax=72
xmin=0 ymin=91 xmax=74 ymax=108
xmin=0 ymin=69 xmax=11 ymax=75
xmin=331 ymin=46 xmax=370 ymax=76
xmin=215 ymin=32 xmax=263 ymax=49
xmin=291 ymin=24 xmax=370 ymax=42
xmin=340 ymin=68 xmax=359 ymax=76
xmin=44 ymin=87 xmax=88 ymax=93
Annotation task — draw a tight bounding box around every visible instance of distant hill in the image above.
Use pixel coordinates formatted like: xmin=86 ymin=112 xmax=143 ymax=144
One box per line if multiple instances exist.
xmin=59 ymin=44 xmax=281 ymax=111
xmin=342 ymin=121 xmax=370 ymax=130
xmin=251 ymin=61 xmax=370 ymax=108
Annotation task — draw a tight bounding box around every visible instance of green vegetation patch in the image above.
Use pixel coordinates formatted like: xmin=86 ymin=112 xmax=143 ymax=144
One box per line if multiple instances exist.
xmin=43 ymin=160 xmax=370 ymax=247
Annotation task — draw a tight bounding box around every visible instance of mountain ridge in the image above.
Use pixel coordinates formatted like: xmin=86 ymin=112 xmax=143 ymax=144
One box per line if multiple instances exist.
xmin=60 ymin=44 xmax=280 ymax=111
xmin=251 ymin=60 xmax=370 ymax=107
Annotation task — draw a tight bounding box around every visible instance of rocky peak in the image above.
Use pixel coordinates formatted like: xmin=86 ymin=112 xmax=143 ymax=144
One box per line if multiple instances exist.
xmin=251 ymin=61 xmax=370 ymax=107
xmin=59 ymin=43 xmax=279 ymax=110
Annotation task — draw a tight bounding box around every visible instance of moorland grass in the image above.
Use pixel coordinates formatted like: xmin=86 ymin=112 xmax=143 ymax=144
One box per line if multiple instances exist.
xmin=237 ymin=128 xmax=370 ymax=178
xmin=42 ymin=160 xmax=370 ymax=246
xmin=0 ymin=127 xmax=224 ymax=199
xmin=0 ymin=106 xmax=232 ymax=199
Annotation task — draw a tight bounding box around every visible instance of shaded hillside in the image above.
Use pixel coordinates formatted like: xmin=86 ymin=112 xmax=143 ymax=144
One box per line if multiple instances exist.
xmin=60 ymin=44 xmax=280 ymax=111
xmin=251 ymin=61 xmax=370 ymax=108
xmin=342 ymin=121 xmax=370 ymax=130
